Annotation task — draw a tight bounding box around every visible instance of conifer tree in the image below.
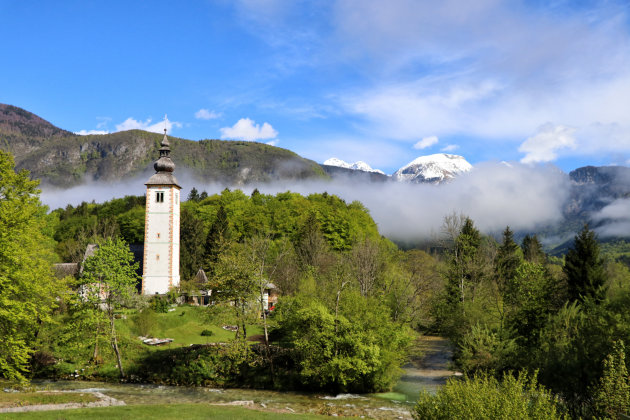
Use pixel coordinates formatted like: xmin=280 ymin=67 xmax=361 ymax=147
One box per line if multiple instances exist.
xmin=495 ymin=226 xmax=523 ymax=305
xmin=203 ymin=204 xmax=231 ymax=277
xmin=187 ymin=187 xmax=199 ymax=202
xmin=446 ymin=217 xmax=482 ymax=306
xmin=180 ymin=208 xmax=205 ymax=282
xmin=522 ymin=234 xmax=546 ymax=264
xmin=564 ymin=224 xmax=606 ymax=302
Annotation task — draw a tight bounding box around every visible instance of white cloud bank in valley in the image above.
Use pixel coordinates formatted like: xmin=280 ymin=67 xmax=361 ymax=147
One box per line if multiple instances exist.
xmin=40 ymin=162 xmax=571 ymax=242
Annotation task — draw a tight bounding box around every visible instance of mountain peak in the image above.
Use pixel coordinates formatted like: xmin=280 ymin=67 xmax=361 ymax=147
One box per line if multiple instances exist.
xmin=0 ymin=104 xmax=72 ymax=138
xmin=394 ymin=153 xmax=472 ymax=183
xmin=323 ymin=158 xmax=385 ymax=174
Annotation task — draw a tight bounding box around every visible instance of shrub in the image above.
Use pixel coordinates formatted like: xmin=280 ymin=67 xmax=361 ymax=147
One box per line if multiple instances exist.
xmin=413 ymin=371 xmax=567 ymax=420
xmin=149 ymin=296 xmax=169 ymax=313
xmin=200 ymin=329 xmax=214 ymax=337
xmin=593 ymin=340 xmax=630 ymax=419
xmin=134 ymin=308 xmax=157 ymax=337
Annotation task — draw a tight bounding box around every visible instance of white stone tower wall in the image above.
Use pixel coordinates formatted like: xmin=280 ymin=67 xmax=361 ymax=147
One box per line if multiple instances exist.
xmin=142 ymin=185 xmax=181 ymax=295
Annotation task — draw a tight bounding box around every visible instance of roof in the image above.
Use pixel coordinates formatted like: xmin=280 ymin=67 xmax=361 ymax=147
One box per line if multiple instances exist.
xmin=53 ymin=263 xmax=79 ymax=278
xmin=145 ymin=172 xmax=181 ymax=188
xmin=195 ymin=269 xmax=209 ymax=284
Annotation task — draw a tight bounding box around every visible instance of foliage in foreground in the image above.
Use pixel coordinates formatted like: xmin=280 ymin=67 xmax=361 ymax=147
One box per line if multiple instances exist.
xmin=0 ymin=150 xmax=60 ymax=382
xmin=413 ymin=372 xmax=567 ymax=420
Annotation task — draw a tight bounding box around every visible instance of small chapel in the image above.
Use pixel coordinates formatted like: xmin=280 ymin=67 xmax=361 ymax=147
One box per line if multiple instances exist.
xmin=142 ymin=127 xmax=181 ymax=294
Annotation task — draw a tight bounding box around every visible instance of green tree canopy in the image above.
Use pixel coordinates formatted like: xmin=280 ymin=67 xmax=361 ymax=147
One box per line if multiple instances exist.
xmin=0 ymin=150 xmax=59 ymax=382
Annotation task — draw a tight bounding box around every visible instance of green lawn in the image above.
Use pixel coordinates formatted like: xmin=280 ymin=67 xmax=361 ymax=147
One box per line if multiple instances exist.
xmin=0 ymin=392 xmax=97 ymax=408
xmin=118 ymin=305 xmax=263 ymax=347
xmin=0 ymin=403 xmax=325 ymax=419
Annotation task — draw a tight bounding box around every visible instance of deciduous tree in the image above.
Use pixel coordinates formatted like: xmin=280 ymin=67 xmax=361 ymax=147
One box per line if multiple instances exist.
xmin=0 ymin=151 xmax=59 ymax=382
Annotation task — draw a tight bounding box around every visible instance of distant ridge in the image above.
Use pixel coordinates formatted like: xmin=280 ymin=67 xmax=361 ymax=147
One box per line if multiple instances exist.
xmin=0 ymin=104 xmax=328 ymax=187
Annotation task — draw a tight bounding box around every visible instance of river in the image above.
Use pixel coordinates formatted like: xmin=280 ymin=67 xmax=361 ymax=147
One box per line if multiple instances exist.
xmin=27 ymin=336 xmax=456 ymax=419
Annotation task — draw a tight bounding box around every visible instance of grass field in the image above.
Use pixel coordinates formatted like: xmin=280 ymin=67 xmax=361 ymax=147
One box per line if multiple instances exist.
xmin=0 ymin=403 xmax=326 ymax=419
xmin=43 ymin=304 xmax=266 ymax=382
xmin=118 ymin=305 xmax=263 ymax=347
xmin=0 ymin=392 xmax=97 ymax=408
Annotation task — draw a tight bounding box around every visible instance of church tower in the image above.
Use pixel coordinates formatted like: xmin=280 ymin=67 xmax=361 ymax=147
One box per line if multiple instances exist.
xmin=142 ymin=127 xmax=181 ymax=294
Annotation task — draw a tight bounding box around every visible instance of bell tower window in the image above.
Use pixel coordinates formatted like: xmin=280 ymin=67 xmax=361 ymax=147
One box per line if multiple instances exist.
xmin=156 ymin=191 xmax=164 ymax=203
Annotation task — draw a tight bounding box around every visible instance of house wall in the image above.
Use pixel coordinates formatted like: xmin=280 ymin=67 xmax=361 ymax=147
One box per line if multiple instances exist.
xmin=143 ymin=185 xmax=180 ymax=294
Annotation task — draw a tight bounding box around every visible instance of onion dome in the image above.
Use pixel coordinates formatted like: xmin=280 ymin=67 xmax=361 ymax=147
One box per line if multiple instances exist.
xmin=146 ymin=124 xmax=180 ymax=187
xmin=154 ymin=129 xmax=176 ymax=172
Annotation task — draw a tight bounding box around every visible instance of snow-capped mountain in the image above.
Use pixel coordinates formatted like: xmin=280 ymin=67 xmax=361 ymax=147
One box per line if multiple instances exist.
xmin=393 ymin=154 xmax=472 ymax=183
xmin=323 ymin=158 xmax=385 ymax=175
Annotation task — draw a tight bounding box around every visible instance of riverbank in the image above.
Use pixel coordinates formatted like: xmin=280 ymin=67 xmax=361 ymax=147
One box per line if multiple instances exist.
xmin=1 ymin=336 xmax=456 ymax=419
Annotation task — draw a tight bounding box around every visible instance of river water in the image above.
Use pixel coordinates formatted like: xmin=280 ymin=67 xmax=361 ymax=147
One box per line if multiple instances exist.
xmin=29 ymin=337 xmax=455 ymax=419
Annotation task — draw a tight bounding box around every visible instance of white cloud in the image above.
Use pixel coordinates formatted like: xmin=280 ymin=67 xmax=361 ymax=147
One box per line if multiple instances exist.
xmin=115 ymin=117 xmax=182 ymax=134
xmin=414 ymin=136 xmax=438 ymax=150
xmin=330 ymin=0 xmax=630 ymax=161
xmin=441 ymin=144 xmax=459 ymax=152
xmin=195 ymin=109 xmax=221 ymax=120
xmin=220 ymin=118 xmax=278 ymax=141
xmin=592 ymin=198 xmax=630 ymax=238
xmin=519 ymin=123 xmax=576 ymax=164
xmin=266 ymin=139 xmax=279 ymax=146
xmin=75 ymin=130 xmax=109 ymax=136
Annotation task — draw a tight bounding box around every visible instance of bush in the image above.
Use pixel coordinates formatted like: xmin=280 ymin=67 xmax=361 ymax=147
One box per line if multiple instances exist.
xmin=200 ymin=329 xmax=214 ymax=337
xmin=413 ymin=371 xmax=567 ymax=420
xmin=135 ymin=308 xmax=157 ymax=337
xmin=593 ymin=340 xmax=630 ymax=419
xmin=149 ymin=296 xmax=169 ymax=313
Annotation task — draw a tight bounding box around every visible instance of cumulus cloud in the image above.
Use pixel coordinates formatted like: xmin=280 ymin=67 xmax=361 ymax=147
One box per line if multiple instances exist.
xmin=414 ymin=136 xmax=438 ymax=150
xmin=519 ymin=124 xmax=576 ymax=164
xmin=329 ymin=0 xmax=630 ymax=162
xmin=266 ymin=139 xmax=279 ymax=146
xmin=441 ymin=144 xmax=459 ymax=152
xmin=220 ymin=118 xmax=278 ymax=141
xmin=115 ymin=117 xmax=182 ymax=134
xmin=75 ymin=129 xmax=109 ymax=136
xmin=195 ymin=109 xmax=221 ymax=120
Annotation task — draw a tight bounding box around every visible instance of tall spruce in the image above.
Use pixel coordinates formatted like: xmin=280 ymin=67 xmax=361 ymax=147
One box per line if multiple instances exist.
xmin=446 ymin=217 xmax=482 ymax=306
xmin=522 ymin=234 xmax=546 ymax=264
xmin=187 ymin=187 xmax=200 ymax=202
xmin=180 ymin=208 xmax=205 ymax=282
xmin=495 ymin=226 xmax=523 ymax=305
xmin=563 ymin=224 xmax=606 ymax=302
xmin=203 ymin=204 xmax=231 ymax=277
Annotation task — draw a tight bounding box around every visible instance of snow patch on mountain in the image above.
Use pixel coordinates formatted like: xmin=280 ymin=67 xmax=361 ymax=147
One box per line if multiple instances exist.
xmin=324 ymin=158 xmax=385 ymax=174
xmin=393 ymin=154 xmax=472 ymax=183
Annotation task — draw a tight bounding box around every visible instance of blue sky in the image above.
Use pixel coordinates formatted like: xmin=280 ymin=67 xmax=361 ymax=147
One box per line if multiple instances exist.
xmin=1 ymin=0 xmax=629 ymax=174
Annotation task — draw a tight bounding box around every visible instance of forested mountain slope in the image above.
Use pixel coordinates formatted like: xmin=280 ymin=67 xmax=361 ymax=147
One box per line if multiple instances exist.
xmin=0 ymin=104 xmax=328 ymax=186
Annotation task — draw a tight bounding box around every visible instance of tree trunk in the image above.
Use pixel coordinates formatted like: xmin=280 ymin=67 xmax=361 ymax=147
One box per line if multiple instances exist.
xmin=260 ymin=290 xmax=275 ymax=383
xmin=241 ymin=301 xmax=247 ymax=339
xmin=92 ymin=319 xmax=100 ymax=362
xmin=110 ymin=314 xmax=125 ymax=378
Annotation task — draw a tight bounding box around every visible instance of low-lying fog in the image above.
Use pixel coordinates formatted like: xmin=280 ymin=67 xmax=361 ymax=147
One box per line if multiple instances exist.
xmin=40 ymin=162 xmax=630 ymax=242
